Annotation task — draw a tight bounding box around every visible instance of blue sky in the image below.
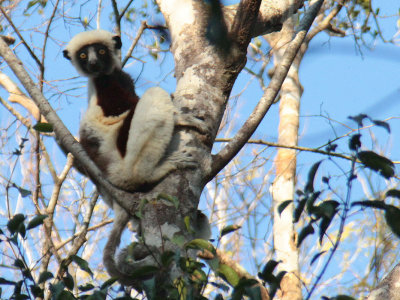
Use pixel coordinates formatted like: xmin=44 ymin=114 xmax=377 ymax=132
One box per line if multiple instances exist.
xmin=0 ymin=1 xmax=399 ymax=298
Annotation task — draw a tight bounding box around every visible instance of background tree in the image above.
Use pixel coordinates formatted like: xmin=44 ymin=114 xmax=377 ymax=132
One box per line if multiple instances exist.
xmin=0 ymin=0 xmax=399 ymax=299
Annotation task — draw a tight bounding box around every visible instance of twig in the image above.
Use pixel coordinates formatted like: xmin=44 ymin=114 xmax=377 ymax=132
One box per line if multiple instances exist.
xmin=119 ymin=0 xmax=135 ymax=23
xmin=97 ymin=0 xmax=102 ymax=29
xmin=208 ymin=0 xmax=325 ymax=181
xmin=111 ymin=0 xmax=121 ymax=35
xmin=0 ymin=6 xmax=43 ymax=69
xmin=305 ymin=155 xmax=356 ymax=299
xmin=0 ymin=72 xmax=44 ymax=121
xmin=55 ymin=218 xmax=113 ymax=251
xmin=215 ymin=138 xmax=354 ymax=161
xmin=122 ymin=21 xmax=147 ymax=67
xmin=56 ymin=192 xmax=100 ymax=279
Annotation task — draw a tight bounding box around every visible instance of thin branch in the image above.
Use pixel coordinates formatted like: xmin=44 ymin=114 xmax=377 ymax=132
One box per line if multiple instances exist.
xmin=215 ymin=138 xmax=354 ymax=161
xmin=55 ymin=218 xmax=113 ymax=251
xmin=0 ymin=6 xmax=43 ymax=69
xmin=96 ymin=0 xmax=102 ymax=29
xmin=305 ymin=155 xmax=356 ymax=299
xmin=122 ymin=21 xmax=147 ymax=67
xmin=119 ymin=0 xmax=135 ymax=23
xmin=0 ymin=72 xmax=44 ymax=121
xmin=56 ymin=192 xmax=100 ymax=279
xmin=111 ymin=0 xmax=121 ymax=36
xmin=208 ymin=0 xmax=325 ymax=181
xmin=306 ymin=2 xmax=344 ymax=42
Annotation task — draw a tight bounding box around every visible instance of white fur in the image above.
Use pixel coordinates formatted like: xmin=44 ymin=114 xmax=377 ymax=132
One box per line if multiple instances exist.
xmin=107 ymin=87 xmax=176 ymax=189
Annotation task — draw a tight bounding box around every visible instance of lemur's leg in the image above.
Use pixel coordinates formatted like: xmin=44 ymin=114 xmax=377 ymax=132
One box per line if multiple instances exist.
xmin=124 ymin=87 xmax=195 ymax=186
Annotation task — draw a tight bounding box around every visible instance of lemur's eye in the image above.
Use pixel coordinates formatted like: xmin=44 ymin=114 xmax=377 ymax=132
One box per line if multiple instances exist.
xmin=99 ymin=49 xmax=106 ymax=55
xmin=79 ymin=52 xmax=87 ymax=59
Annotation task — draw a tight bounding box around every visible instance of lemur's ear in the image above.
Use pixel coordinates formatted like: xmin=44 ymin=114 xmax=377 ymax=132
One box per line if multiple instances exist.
xmin=112 ymin=36 xmax=122 ymax=50
xmin=63 ymin=49 xmax=71 ymax=60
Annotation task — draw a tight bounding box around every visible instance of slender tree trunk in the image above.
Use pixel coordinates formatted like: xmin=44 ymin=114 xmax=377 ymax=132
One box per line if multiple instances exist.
xmin=267 ymin=16 xmax=303 ymax=300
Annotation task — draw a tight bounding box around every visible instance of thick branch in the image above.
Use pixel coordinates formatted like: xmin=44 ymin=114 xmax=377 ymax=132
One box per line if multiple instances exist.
xmin=367 ymin=263 xmax=400 ymax=300
xmin=230 ymin=0 xmax=262 ymax=50
xmin=208 ymin=0 xmax=325 ymax=181
xmin=0 ymin=72 xmax=44 ymax=121
xmin=223 ymin=0 xmax=305 ymax=38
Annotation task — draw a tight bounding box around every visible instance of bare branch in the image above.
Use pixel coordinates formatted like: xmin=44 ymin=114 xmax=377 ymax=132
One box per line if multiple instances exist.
xmin=0 ymin=72 xmax=44 ymax=121
xmin=122 ymin=21 xmax=147 ymax=67
xmin=208 ymin=0 xmax=325 ymax=181
xmin=215 ymin=138 xmax=354 ymax=161
xmin=0 ymin=6 xmax=43 ymax=69
xmin=56 ymin=192 xmax=100 ymax=279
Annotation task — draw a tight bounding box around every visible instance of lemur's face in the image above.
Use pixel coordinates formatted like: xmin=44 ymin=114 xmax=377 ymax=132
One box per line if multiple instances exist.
xmin=76 ymin=43 xmax=113 ymax=77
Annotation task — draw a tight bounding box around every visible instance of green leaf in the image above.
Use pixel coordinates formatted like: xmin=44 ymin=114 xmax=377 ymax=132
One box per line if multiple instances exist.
xmin=386 ymin=189 xmax=400 ymax=199
xmin=16 ymin=186 xmax=31 ymax=198
xmin=7 ymin=214 xmax=26 ymax=235
xmin=331 ymin=295 xmax=356 ymax=300
xmin=100 ymin=277 xmax=118 ymax=290
xmin=0 ymin=277 xmax=15 ymax=285
xmin=33 ymin=122 xmax=53 ymax=133
xmin=78 ymin=283 xmax=95 ymax=292
xmin=220 ymin=224 xmax=241 ymax=237
xmin=171 ymin=234 xmax=185 ymax=247
xmin=258 ymin=260 xmax=279 ymax=283
xmin=348 ymin=114 xmax=368 ymax=127
xmin=71 ymin=255 xmax=93 ymax=277
xmin=30 ymin=285 xmax=44 ymax=298
xmin=84 ymin=290 xmax=107 ymax=300
xmin=319 ymin=216 xmax=335 ymax=244
xmin=128 ymin=265 xmax=159 ymax=280
xmin=62 ymin=271 xmax=74 ymax=290
xmin=352 ymin=200 xmax=386 ymax=210
xmin=384 ymin=205 xmax=400 ymax=238
xmin=310 ymin=251 xmax=326 ymax=265
xmin=312 ymin=200 xmax=339 ymax=219
xmin=278 ymin=200 xmax=293 ymax=216
xmin=297 ymin=223 xmax=314 ymax=247
xmin=14 ymin=259 xmax=25 ymax=269
xmin=157 ymin=193 xmax=179 ymax=209
xmin=305 ymin=161 xmax=322 ymax=194
xmin=184 ymin=216 xmax=195 ymax=234
xmin=372 ymin=119 xmax=390 ymax=133
xmin=27 ymin=215 xmax=48 ymax=230
xmin=185 ymin=239 xmax=216 ymax=254
xmin=217 ymin=264 xmax=240 ymax=287
xmin=293 ymin=198 xmax=306 ymax=223
xmin=160 ymin=251 xmax=177 ymax=267
xmin=349 ymin=134 xmax=361 ymax=151
xmin=357 ymin=151 xmax=395 ymax=179
xmin=134 ymin=198 xmax=148 ymax=219
xmin=55 ymin=290 xmax=76 ymax=300
xmin=38 ymin=271 xmax=53 ymax=284
xmin=306 ymin=191 xmax=321 ymax=213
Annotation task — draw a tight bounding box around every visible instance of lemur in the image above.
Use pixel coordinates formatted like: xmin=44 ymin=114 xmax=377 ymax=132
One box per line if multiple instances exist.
xmin=63 ymin=30 xmax=210 ymax=282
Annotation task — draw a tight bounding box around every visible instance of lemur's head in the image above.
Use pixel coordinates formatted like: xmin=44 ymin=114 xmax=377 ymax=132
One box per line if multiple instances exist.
xmin=63 ymin=30 xmax=122 ymax=77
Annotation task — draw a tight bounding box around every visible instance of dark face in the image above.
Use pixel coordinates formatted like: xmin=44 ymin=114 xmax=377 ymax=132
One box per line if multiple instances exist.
xmin=76 ymin=43 xmax=113 ymax=76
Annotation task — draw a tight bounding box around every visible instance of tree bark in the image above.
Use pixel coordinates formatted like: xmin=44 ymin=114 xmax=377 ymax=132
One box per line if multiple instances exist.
xmin=267 ymin=16 xmax=303 ymax=300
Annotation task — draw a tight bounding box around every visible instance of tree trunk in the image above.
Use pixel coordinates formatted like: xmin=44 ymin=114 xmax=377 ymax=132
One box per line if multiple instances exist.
xmin=267 ymin=16 xmax=303 ymax=300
